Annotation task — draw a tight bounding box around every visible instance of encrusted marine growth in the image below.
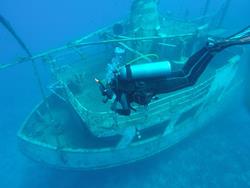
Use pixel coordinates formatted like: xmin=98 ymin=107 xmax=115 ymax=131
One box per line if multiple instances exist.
xmin=130 ymin=0 xmax=160 ymax=34
xmin=129 ymin=0 xmax=160 ymax=55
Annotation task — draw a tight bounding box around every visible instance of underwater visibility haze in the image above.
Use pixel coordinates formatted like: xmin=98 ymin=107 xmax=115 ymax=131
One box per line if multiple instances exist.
xmin=0 ymin=0 xmax=250 ymax=187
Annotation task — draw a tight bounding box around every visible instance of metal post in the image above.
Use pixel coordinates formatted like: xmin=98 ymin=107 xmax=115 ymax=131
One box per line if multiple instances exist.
xmin=202 ymin=0 xmax=211 ymax=17
xmin=245 ymin=49 xmax=250 ymax=112
xmin=201 ymin=0 xmax=211 ymax=24
xmin=218 ymin=0 xmax=232 ymax=28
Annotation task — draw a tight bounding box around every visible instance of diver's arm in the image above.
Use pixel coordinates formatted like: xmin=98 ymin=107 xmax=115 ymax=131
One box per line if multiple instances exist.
xmin=111 ymin=93 xmax=131 ymax=115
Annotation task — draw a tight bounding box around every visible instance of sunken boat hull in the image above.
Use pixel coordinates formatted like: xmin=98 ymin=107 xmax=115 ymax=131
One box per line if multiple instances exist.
xmin=18 ymin=56 xmax=241 ymax=170
xmin=16 ymin=0 xmax=244 ymax=170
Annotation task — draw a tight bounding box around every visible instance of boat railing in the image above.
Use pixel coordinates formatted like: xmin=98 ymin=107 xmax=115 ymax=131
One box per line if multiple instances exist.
xmin=68 ymin=57 xmax=238 ymax=136
xmin=35 ymin=30 xmax=240 ymax=136
xmin=11 ymin=22 xmax=236 ymax=136
xmin=61 ymin=69 xmax=211 ymax=135
xmin=47 ymin=66 xmax=212 ymax=136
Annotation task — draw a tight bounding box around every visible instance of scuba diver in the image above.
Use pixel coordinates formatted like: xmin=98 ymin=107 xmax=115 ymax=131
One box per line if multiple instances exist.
xmin=96 ymin=26 xmax=250 ymax=116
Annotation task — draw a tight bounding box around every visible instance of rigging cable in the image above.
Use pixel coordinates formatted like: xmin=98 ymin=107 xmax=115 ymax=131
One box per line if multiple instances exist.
xmin=0 ymin=14 xmax=48 ymax=106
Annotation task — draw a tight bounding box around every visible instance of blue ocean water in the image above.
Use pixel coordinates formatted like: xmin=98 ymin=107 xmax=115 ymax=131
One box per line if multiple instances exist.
xmin=0 ymin=0 xmax=250 ymax=187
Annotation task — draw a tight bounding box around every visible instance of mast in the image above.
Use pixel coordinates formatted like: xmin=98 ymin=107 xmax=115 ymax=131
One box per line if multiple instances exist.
xmin=201 ymin=0 xmax=211 ymax=23
xmin=130 ymin=0 xmax=160 ymax=33
xmin=0 ymin=14 xmax=53 ymax=120
xmin=217 ymin=0 xmax=232 ymax=27
xmin=129 ymin=0 xmax=161 ymax=54
xmin=0 ymin=15 xmax=46 ymax=100
xmin=245 ymin=49 xmax=250 ymax=112
xmin=202 ymin=0 xmax=211 ymax=17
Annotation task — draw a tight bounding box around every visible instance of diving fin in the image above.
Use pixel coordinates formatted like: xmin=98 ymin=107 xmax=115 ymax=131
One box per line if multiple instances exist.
xmin=208 ymin=25 xmax=250 ymax=52
xmin=227 ymin=25 xmax=250 ymax=43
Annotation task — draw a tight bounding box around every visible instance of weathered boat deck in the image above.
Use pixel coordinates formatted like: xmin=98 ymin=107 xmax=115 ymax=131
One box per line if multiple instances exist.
xmin=15 ymin=0 xmax=246 ymax=170
xmin=17 ymin=5 xmax=241 ymax=153
xmin=21 ymin=57 xmax=234 ymax=151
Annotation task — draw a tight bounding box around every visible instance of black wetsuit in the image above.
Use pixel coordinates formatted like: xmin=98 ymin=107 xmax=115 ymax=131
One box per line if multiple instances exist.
xmin=106 ymin=26 xmax=250 ymax=115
